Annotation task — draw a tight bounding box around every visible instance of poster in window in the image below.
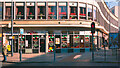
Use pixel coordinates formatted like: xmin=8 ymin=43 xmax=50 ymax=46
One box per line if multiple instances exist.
xmin=55 ymin=38 xmax=60 ymax=44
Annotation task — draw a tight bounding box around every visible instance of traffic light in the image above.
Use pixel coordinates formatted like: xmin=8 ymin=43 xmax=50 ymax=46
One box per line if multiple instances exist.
xmin=91 ymin=22 xmax=95 ymax=33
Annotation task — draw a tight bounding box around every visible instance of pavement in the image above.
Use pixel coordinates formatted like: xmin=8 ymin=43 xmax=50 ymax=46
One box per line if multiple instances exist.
xmin=1 ymin=47 xmax=120 ymax=67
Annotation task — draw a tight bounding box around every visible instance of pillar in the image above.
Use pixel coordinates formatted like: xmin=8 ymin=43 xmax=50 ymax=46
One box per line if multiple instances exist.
xmin=45 ymin=32 xmax=49 ymax=53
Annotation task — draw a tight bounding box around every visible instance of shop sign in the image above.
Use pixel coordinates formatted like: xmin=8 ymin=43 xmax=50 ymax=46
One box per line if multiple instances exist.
xmin=20 ymin=28 xmax=24 ymax=35
xmin=80 ymin=31 xmax=84 ymax=35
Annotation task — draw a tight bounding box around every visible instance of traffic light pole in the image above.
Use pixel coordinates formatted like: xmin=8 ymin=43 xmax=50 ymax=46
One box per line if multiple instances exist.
xmin=92 ymin=33 xmax=94 ymax=61
xmin=11 ymin=0 xmax=13 ymax=57
xmin=20 ymin=35 xmax=22 ymax=61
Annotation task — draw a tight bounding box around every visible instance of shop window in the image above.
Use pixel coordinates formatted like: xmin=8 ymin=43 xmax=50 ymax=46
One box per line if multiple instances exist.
xmin=16 ymin=3 xmax=24 ymax=19
xmin=55 ymin=35 xmax=61 ymax=49
xmin=85 ymin=35 xmax=90 ymax=48
xmin=73 ymin=35 xmax=80 ymax=48
xmin=61 ymin=35 xmax=67 ymax=48
xmin=48 ymin=35 xmax=54 ymax=52
xmin=74 ymin=31 xmax=79 ymax=34
xmin=58 ymin=3 xmax=67 ymax=19
xmin=27 ymin=3 xmax=35 ymax=19
xmin=69 ymin=35 xmax=73 ymax=48
xmin=5 ymin=3 xmax=12 ymax=19
xmin=79 ymin=3 xmax=86 ymax=19
xmin=62 ymin=31 xmax=67 ymax=34
xmin=69 ymin=3 xmax=77 ymax=19
xmin=68 ymin=31 xmax=73 ymax=34
xmin=80 ymin=35 xmax=84 ymax=48
xmin=48 ymin=3 xmax=57 ymax=19
xmin=88 ymin=5 xmax=93 ymax=20
xmin=33 ymin=35 xmax=39 ymax=48
xmin=93 ymin=6 xmax=97 ymax=21
xmin=37 ymin=3 xmax=46 ymax=19
xmin=19 ymin=35 xmax=25 ymax=48
xmin=26 ymin=35 xmax=32 ymax=48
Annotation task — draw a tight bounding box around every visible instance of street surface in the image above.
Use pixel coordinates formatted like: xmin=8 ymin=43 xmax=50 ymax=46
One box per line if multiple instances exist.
xmin=1 ymin=48 xmax=120 ymax=68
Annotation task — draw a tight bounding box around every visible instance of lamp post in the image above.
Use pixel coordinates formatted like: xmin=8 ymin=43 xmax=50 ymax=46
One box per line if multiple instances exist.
xmin=11 ymin=0 xmax=13 ymax=56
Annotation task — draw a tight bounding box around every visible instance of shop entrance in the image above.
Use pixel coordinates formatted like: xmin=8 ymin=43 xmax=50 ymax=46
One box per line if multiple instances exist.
xmin=40 ymin=39 xmax=45 ymax=52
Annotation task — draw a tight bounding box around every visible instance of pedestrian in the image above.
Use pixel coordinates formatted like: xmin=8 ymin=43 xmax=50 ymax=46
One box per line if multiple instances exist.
xmin=2 ymin=43 xmax=7 ymax=62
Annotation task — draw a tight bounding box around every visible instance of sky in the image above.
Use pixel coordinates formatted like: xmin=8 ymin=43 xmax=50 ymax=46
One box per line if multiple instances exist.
xmin=104 ymin=0 xmax=118 ymax=9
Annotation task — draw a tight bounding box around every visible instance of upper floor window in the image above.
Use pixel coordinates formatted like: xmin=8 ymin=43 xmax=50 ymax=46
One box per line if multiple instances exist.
xmin=0 ymin=3 xmax=3 ymax=19
xmin=79 ymin=3 xmax=86 ymax=19
xmin=27 ymin=3 xmax=35 ymax=19
xmin=93 ymin=6 xmax=97 ymax=21
xmin=88 ymin=5 xmax=93 ymax=20
xmin=48 ymin=2 xmax=57 ymax=19
xmin=58 ymin=2 xmax=67 ymax=19
xmin=69 ymin=3 xmax=78 ymax=19
xmin=16 ymin=3 xmax=24 ymax=19
xmin=5 ymin=3 xmax=12 ymax=20
xmin=37 ymin=3 xmax=46 ymax=19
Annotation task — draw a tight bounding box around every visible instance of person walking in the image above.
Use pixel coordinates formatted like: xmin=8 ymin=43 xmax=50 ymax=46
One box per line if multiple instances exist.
xmin=2 ymin=43 xmax=7 ymax=62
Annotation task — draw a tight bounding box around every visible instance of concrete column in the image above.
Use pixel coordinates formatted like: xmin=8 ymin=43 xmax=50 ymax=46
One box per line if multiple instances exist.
xmin=45 ymin=32 xmax=49 ymax=53
xmin=86 ymin=3 xmax=88 ymax=20
xmin=14 ymin=1 xmax=16 ymax=20
xmin=92 ymin=5 xmax=94 ymax=21
xmin=25 ymin=2 xmax=26 ymax=20
xmin=57 ymin=1 xmax=58 ymax=20
xmin=46 ymin=2 xmax=48 ymax=20
xmin=97 ymin=30 xmax=99 ymax=49
xmin=77 ymin=2 xmax=79 ymax=20
xmin=67 ymin=2 xmax=69 ymax=19
xmin=35 ymin=2 xmax=37 ymax=20
xmin=3 ymin=2 xmax=5 ymax=20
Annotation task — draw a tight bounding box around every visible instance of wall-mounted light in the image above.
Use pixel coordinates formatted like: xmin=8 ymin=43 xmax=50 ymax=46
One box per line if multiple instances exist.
xmin=58 ymin=22 xmax=60 ymax=24
xmin=80 ymin=22 xmax=82 ymax=24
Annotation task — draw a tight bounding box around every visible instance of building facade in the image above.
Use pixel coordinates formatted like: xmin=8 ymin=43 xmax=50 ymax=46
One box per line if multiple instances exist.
xmin=0 ymin=0 xmax=119 ymax=53
xmin=110 ymin=6 xmax=118 ymax=17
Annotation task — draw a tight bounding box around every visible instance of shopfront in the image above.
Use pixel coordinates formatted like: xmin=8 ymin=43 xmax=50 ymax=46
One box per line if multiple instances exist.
xmin=3 ymin=28 xmax=103 ymax=53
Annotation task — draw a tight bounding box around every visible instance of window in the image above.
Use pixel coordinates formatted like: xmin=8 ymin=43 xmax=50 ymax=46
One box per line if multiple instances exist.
xmin=112 ymin=9 xmax=114 ymax=14
xmin=69 ymin=3 xmax=78 ymax=19
xmin=58 ymin=3 xmax=67 ymax=19
xmin=37 ymin=3 xmax=46 ymax=19
xmin=5 ymin=3 xmax=12 ymax=19
xmin=27 ymin=3 xmax=35 ymax=19
xmin=88 ymin=5 xmax=93 ymax=20
xmin=0 ymin=3 xmax=3 ymax=19
xmin=48 ymin=3 xmax=57 ymax=19
xmin=93 ymin=6 xmax=97 ymax=21
xmin=16 ymin=3 xmax=24 ymax=19
xmin=79 ymin=3 xmax=86 ymax=19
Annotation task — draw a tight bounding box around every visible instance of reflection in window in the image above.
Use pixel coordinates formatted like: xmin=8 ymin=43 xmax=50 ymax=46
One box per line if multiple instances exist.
xmin=48 ymin=3 xmax=57 ymax=19
xmin=88 ymin=5 xmax=93 ymax=20
xmin=93 ymin=7 xmax=97 ymax=21
xmin=79 ymin=3 xmax=86 ymax=19
xmin=69 ymin=3 xmax=77 ymax=19
xmin=58 ymin=3 xmax=67 ymax=19
xmin=16 ymin=3 xmax=24 ymax=19
xmin=37 ymin=3 xmax=46 ymax=19
xmin=27 ymin=3 xmax=35 ymax=19
xmin=5 ymin=3 xmax=12 ymax=19
xmin=33 ymin=36 xmax=39 ymax=48
xmin=73 ymin=35 xmax=80 ymax=48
